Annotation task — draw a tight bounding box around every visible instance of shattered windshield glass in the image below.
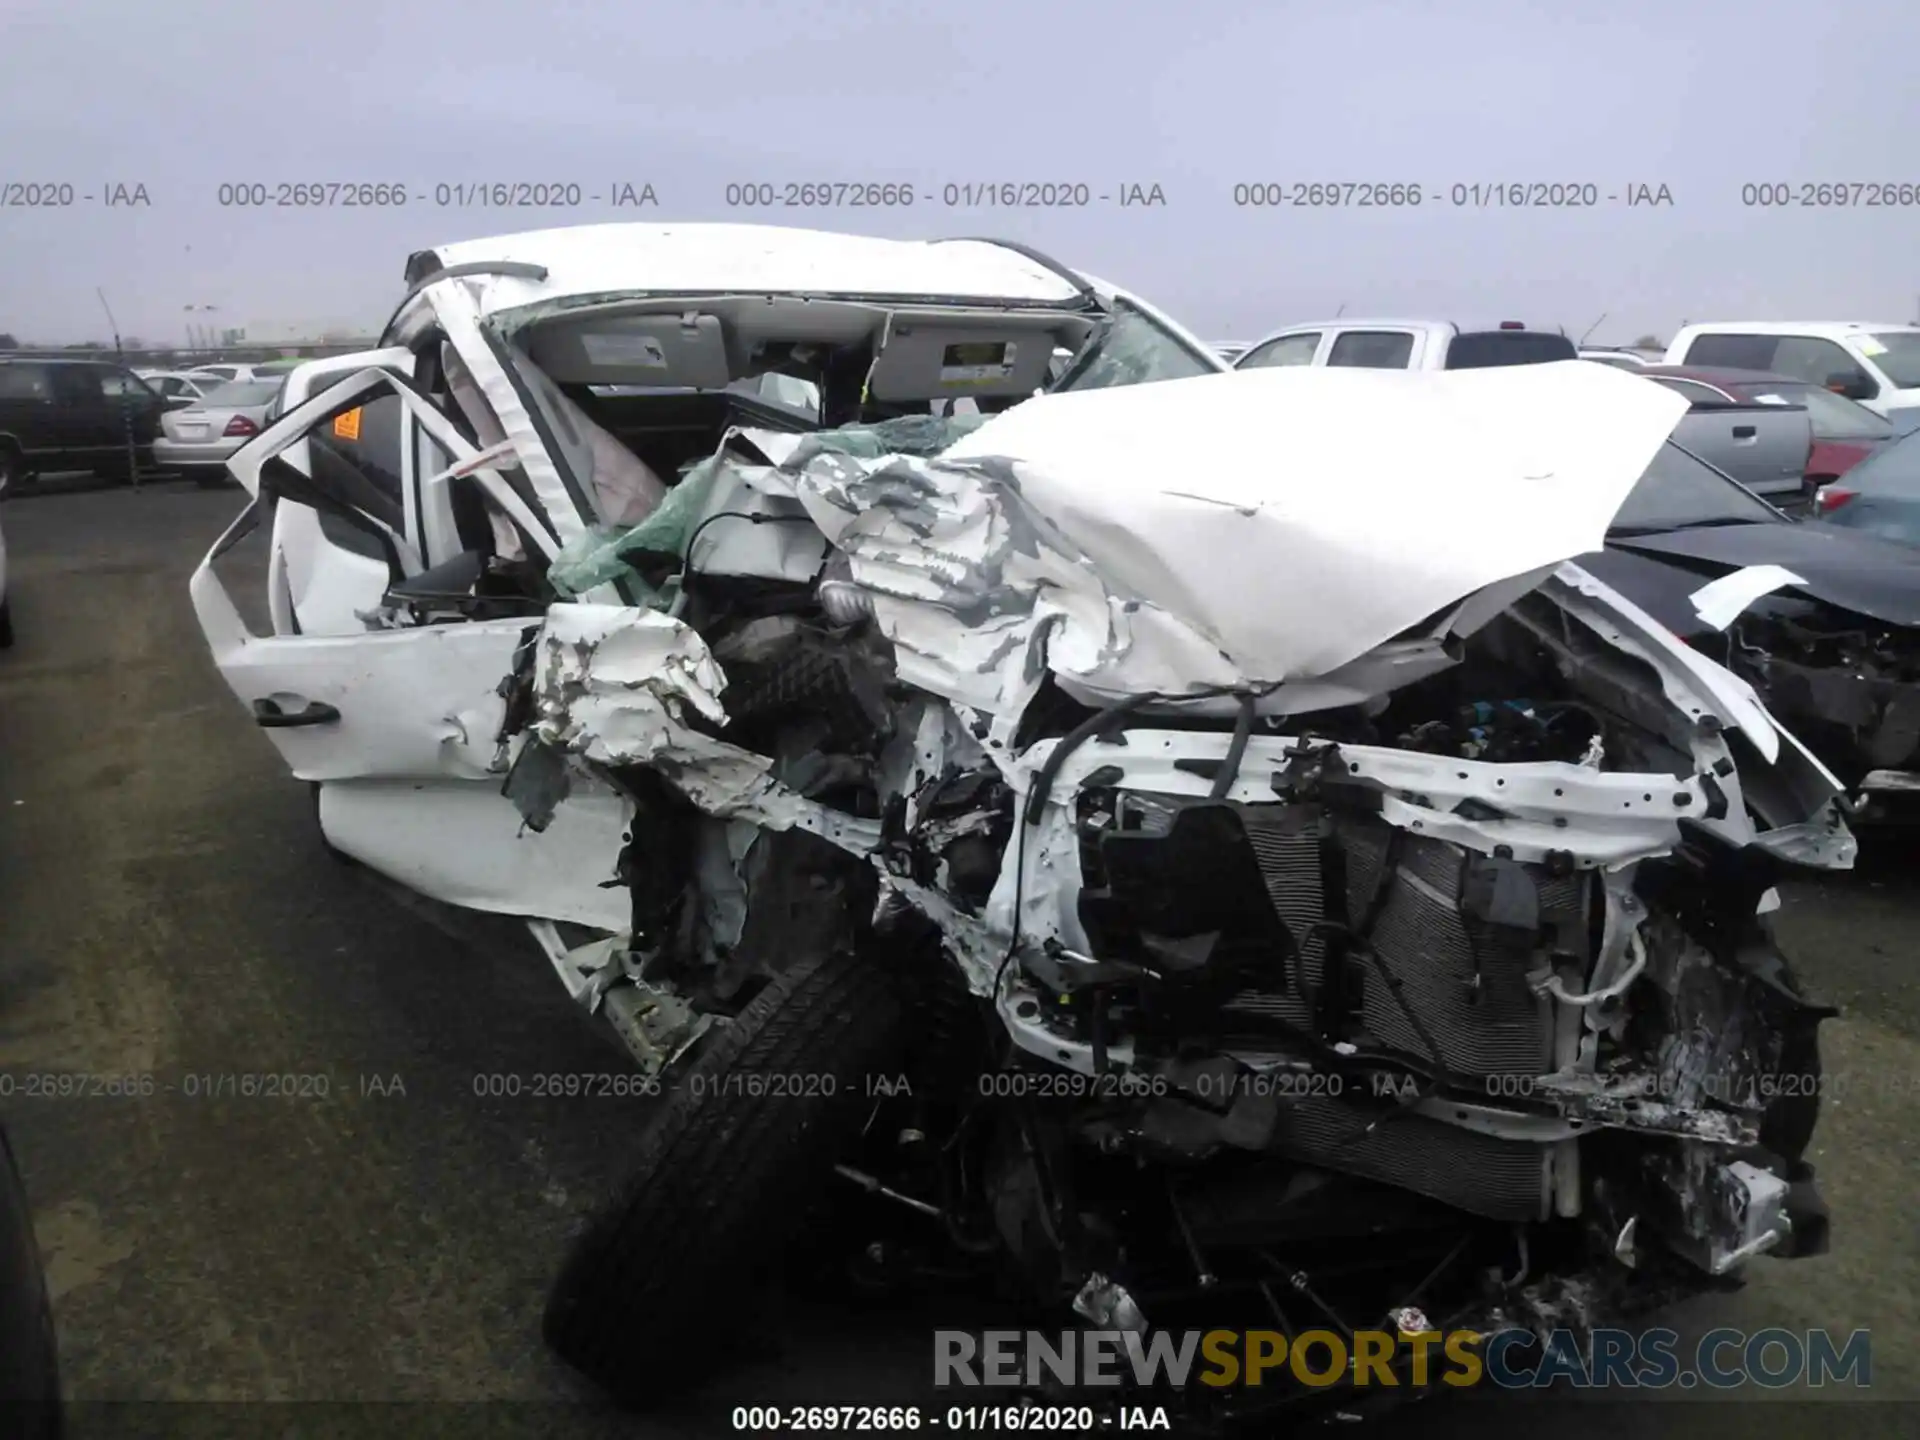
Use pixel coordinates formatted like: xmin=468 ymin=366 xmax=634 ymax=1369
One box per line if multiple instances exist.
xmin=1050 ymin=300 xmax=1219 ymax=392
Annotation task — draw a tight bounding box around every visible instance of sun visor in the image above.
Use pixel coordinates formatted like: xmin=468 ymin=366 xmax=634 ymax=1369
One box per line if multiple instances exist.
xmin=528 ymin=313 xmax=733 ymax=388
xmin=865 ymin=326 xmax=1055 ymax=401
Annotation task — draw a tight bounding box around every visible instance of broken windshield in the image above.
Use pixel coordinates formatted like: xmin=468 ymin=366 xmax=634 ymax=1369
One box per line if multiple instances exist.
xmin=1050 ymin=299 xmax=1219 ymax=392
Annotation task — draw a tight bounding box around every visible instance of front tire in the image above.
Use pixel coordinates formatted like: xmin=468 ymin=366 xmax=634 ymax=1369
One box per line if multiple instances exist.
xmin=0 ymin=601 xmax=13 ymax=650
xmin=542 ymin=945 xmax=907 ymax=1405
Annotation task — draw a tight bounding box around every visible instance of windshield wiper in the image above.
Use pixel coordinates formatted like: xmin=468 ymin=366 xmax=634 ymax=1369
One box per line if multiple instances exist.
xmin=1610 ymin=517 xmax=1771 ymax=537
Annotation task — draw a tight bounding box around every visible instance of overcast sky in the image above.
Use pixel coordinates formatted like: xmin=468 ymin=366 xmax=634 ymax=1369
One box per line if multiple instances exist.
xmin=3 ymin=0 xmax=1916 ymax=346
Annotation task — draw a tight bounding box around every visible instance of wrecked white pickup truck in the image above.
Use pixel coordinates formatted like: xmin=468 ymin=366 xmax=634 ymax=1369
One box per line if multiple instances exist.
xmin=190 ymin=226 xmax=1851 ymax=1424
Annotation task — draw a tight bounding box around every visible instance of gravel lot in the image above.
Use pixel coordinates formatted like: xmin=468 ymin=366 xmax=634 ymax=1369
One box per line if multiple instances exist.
xmin=0 ymin=477 xmax=1913 ymax=1437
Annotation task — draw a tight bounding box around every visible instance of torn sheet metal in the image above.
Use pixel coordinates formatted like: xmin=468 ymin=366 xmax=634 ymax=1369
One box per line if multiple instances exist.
xmin=1690 ymin=565 xmax=1809 ymax=631
xmin=528 ymin=603 xmax=881 ymax=854
xmin=1552 ymin=563 xmax=1791 ymax=768
xmin=321 ymin=777 xmax=633 ymax=930
xmin=899 ymin=361 xmax=1688 ymax=699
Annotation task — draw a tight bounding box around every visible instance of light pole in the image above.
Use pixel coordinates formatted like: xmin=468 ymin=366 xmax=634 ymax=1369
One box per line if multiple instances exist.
xmin=99 ymin=288 xmax=140 ymax=484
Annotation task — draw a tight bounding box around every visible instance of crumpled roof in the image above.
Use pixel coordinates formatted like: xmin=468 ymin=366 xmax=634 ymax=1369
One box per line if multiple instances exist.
xmin=784 ymin=362 xmax=1687 ymax=711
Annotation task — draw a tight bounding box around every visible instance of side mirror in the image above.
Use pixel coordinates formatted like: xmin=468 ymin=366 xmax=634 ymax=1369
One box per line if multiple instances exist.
xmin=1826 ymin=370 xmax=1876 ymax=401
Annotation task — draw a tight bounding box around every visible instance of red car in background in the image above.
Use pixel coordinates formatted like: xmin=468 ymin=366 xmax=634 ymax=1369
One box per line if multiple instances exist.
xmin=1640 ymin=364 xmax=1898 ymax=508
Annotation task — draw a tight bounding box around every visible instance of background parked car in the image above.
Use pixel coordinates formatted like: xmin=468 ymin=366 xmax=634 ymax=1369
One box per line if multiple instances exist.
xmin=1634 ymin=365 xmax=1817 ymax=511
xmin=1812 ymin=422 xmax=1920 ymax=540
xmin=184 ymin=360 xmax=303 ymax=386
xmin=1642 ymin=365 xmax=1897 ymax=497
xmin=1234 ymin=318 xmax=1576 ymax=370
xmin=1578 ymin=345 xmax=1661 ymax=368
xmin=184 ymin=362 xmax=264 ymax=384
xmin=0 ymin=508 xmax=11 ymax=648
xmin=0 ymin=357 xmax=164 ymax=495
xmin=1664 ymin=322 xmax=1920 ymax=431
xmin=135 ymin=369 xmax=212 ymax=408
xmin=1575 ymin=440 xmax=1920 ymax=815
xmin=154 ymin=377 xmax=284 ymax=486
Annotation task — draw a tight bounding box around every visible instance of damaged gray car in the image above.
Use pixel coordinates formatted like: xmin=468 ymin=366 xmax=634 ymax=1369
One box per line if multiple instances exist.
xmin=188 ymin=227 xmax=1850 ymax=1425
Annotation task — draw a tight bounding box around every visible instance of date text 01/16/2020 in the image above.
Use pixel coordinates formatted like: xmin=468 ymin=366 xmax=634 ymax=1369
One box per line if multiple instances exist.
xmin=730 ymin=1405 xmax=1175 ymax=1431
xmin=720 ymin=182 xmax=1168 ymax=208
xmin=1229 ymin=182 xmax=1675 ymax=207
xmin=211 ymin=182 xmax=659 ymax=208
xmin=0 ymin=1072 xmax=407 ymax=1099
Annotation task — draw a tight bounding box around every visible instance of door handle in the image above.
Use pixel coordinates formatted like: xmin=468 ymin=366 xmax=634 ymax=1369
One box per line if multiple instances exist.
xmin=1732 ymin=425 xmax=1757 ymax=439
xmin=252 ymin=697 xmax=340 ymax=728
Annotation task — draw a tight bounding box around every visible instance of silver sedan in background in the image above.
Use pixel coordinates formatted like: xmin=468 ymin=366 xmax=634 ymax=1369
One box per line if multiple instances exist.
xmin=152 ymin=377 xmax=284 ymax=487
xmin=135 ymin=370 xmax=212 ymax=407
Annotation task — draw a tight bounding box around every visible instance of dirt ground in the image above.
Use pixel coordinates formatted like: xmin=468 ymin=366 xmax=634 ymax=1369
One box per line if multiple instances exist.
xmin=0 ymin=477 xmax=1913 ymax=1437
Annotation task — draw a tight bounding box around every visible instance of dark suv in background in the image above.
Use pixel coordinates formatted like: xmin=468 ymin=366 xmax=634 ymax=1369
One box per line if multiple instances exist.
xmin=0 ymin=358 xmax=167 ymax=496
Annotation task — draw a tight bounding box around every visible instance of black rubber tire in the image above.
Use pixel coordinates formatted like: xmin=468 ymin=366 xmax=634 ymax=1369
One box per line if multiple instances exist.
xmin=0 ymin=1127 xmax=61 ymax=1437
xmin=542 ymin=945 xmax=907 ymax=1405
xmin=0 ymin=450 xmax=23 ymax=500
xmin=0 ymin=602 xmax=12 ymax=651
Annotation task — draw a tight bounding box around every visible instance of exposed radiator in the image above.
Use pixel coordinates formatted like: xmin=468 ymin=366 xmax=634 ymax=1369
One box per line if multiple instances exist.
xmin=1086 ymin=792 xmax=1578 ymax=1222
xmin=1228 ymin=806 xmax=1586 ymax=1080
xmin=1269 ymin=1092 xmax=1557 ymax=1222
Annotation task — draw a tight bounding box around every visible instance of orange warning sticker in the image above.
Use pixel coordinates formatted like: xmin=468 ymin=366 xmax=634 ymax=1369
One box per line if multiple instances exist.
xmin=332 ymin=408 xmax=362 ymax=441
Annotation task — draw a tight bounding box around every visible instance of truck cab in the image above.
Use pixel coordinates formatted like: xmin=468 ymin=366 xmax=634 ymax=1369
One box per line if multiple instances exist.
xmin=1232 ymin=319 xmax=1576 ymax=371
xmin=1664 ymin=322 xmax=1920 ymax=433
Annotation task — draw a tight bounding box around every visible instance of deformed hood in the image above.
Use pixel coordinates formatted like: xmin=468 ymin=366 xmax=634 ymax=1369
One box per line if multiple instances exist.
xmin=909 ymin=361 xmax=1687 ymax=699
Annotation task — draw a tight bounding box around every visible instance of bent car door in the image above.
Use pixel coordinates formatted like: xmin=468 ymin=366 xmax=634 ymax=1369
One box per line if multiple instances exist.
xmin=258 ymin=346 xmax=416 ymax=638
xmin=189 ymin=365 xmax=632 ymax=930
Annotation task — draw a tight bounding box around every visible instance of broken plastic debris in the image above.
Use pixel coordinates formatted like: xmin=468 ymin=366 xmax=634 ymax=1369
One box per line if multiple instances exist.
xmin=1071 ymin=1273 xmax=1148 ymax=1332
xmin=1387 ymin=1305 xmax=1433 ymax=1335
xmin=1689 ymin=565 xmax=1809 ymax=632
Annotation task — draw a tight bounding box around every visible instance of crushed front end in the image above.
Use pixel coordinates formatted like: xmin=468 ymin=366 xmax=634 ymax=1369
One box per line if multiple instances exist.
xmin=502 ymin=366 xmax=1853 ymax=1419
xmin=858 ymin=568 xmax=1846 ymax=1419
